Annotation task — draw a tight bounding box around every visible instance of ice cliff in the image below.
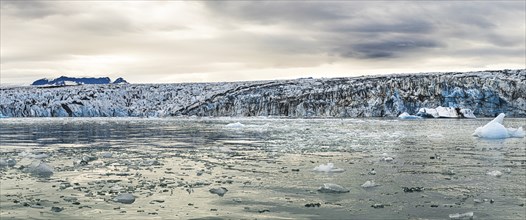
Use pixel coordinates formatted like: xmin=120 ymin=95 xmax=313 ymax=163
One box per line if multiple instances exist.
xmin=1 ymin=69 xmax=525 ymax=117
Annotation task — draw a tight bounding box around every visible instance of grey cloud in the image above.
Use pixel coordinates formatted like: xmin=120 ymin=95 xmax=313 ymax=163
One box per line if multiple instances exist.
xmin=203 ymin=1 xmax=525 ymax=60
xmin=0 ymin=0 xmax=68 ymax=18
xmin=336 ymin=39 xmax=441 ymax=59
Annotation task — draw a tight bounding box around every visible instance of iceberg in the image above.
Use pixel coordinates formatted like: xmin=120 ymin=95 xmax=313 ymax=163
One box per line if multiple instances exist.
xmin=472 ymin=113 xmax=525 ymax=139
xmin=486 ymin=170 xmax=503 ymax=177
xmin=449 ymin=211 xmax=474 ymax=219
xmin=26 ymin=160 xmax=54 ymax=178
xmin=361 ymin=180 xmax=378 ymax=188
xmin=113 ymin=193 xmax=136 ymax=204
xmin=313 ymin=163 xmax=345 ymax=173
xmin=317 ymin=183 xmax=350 ymax=193
xmin=225 ymin=122 xmax=245 ymax=128
xmin=417 ymin=106 xmax=476 ymax=119
xmin=398 ymin=112 xmax=422 ymax=119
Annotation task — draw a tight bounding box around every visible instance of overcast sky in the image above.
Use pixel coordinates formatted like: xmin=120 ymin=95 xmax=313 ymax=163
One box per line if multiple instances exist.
xmin=1 ymin=1 xmax=525 ymax=85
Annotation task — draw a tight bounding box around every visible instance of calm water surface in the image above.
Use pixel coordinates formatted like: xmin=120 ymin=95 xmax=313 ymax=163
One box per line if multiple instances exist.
xmin=1 ymin=117 xmax=525 ymax=219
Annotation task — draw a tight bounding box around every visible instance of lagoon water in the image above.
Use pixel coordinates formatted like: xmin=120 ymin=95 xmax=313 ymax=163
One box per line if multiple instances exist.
xmin=1 ymin=117 xmax=525 ymax=219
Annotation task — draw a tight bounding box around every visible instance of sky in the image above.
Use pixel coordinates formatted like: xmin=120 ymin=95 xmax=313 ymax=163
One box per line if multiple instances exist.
xmin=1 ymin=1 xmax=525 ymax=85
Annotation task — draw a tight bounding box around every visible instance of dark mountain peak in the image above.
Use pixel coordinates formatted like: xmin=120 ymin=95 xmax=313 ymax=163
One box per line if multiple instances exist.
xmin=31 ymin=76 xmax=127 ymax=86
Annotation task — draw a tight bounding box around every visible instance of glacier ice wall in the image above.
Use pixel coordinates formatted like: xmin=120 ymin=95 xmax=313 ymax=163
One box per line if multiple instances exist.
xmin=1 ymin=69 xmax=525 ymax=117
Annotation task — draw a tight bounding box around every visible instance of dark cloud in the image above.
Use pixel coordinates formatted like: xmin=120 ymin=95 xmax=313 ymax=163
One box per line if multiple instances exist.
xmin=203 ymin=1 xmax=525 ymax=60
xmin=337 ymin=39 xmax=441 ymax=59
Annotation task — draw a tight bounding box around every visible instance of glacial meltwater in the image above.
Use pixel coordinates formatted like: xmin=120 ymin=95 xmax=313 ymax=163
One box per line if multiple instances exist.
xmin=1 ymin=117 xmax=525 ymax=219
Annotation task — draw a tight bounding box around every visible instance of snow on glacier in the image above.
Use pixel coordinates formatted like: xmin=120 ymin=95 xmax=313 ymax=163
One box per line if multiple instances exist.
xmin=472 ymin=113 xmax=525 ymax=139
xmin=1 ymin=69 xmax=524 ymax=118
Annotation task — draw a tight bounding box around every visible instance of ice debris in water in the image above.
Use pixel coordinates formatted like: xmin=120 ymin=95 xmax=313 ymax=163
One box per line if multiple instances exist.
xmin=0 ymin=158 xmax=16 ymax=168
xmin=101 ymin=152 xmax=113 ymax=158
xmin=313 ymin=163 xmax=345 ymax=173
xmin=472 ymin=113 xmax=525 ymax=139
xmin=398 ymin=112 xmax=422 ymax=120
xmin=486 ymin=170 xmax=503 ymax=177
xmin=26 ymin=160 xmax=54 ymax=178
xmin=113 ymin=193 xmax=135 ymax=204
xmin=317 ymin=183 xmax=350 ymax=193
xmin=449 ymin=211 xmax=474 ymax=219
xmin=361 ymin=180 xmax=378 ymax=188
xmin=19 ymin=151 xmax=49 ymax=159
xmin=209 ymin=187 xmax=228 ymax=197
xmin=225 ymin=122 xmax=245 ymax=128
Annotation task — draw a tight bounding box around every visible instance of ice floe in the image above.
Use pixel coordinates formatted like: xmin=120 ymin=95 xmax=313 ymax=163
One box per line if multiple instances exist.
xmin=486 ymin=170 xmax=503 ymax=177
xmin=113 ymin=193 xmax=136 ymax=204
xmin=225 ymin=122 xmax=245 ymax=129
xmin=26 ymin=160 xmax=54 ymax=178
xmin=472 ymin=113 xmax=525 ymax=139
xmin=317 ymin=183 xmax=350 ymax=193
xmin=312 ymin=163 xmax=345 ymax=173
xmin=398 ymin=112 xmax=422 ymax=119
xmin=449 ymin=211 xmax=474 ymax=219
xmin=361 ymin=180 xmax=378 ymax=188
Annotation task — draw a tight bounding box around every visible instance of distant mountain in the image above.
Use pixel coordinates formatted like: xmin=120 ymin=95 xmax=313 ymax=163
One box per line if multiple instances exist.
xmin=31 ymin=76 xmax=128 ymax=86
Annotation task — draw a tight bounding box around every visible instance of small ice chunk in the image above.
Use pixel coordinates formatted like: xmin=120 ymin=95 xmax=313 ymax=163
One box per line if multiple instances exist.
xmin=449 ymin=211 xmax=474 ymax=219
xmin=398 ymin=112 xmax=422 ymax=119
xmin=317 ymin=183 xmax=350 ymax=193
xmin=101 ymin=152 xmax=113 ymax=158
xmin=473 ymin=113 xmax=525 ymax=139
xmin=507 ymin=127 xmax=525 ymax=138
xmin=27 ymin=160 xmax=54 ymax=178
xmin=486 ymin=170 xmax=502 ymax=177
xmin=381 ymin=157 xmax=394 ymax=162
xmin=225 ymin=122 xmax=245 ymax=128
xmin=209 ymin=187 xmax=228 ymax=197
xmin=0 ymin=158 xmax=7 ymax=167
xmin=0 ymin=158 xmax=14 ymax=167
xmin=113 ymin=193 xmax=135 ymax=204
xmin=361 ymin=180 xmax=378 ymax=188
xmin=313 ymin=163 xmax=345 ymax=173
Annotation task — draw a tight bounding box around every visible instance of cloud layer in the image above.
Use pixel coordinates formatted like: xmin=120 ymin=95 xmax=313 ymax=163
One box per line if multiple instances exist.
xmin=1 ymin=1 xmax=524 ymax=85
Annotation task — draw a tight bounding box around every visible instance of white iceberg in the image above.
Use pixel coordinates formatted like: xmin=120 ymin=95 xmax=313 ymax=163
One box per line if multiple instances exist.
xmin=417 ymin=106 xmax=476 ymax=119
xmin=398 ymin=112 xmax=422 ymax=120
xmin=449 ymin=211 xmax=474 ymax=219
xmin=317 ymin=183 xmax=350 ymax=193
xmin=313 ymin=163 xmax=345 ymax=173
xmin=486 ymin=170 xmax=503 ymax=177
xmin=225 ymin=122 xmax=245 ymax=128
xmin=472 ymin=113 xmax=525 ymax=139
xmin=361 ymin=180 xmax=378 ymax=188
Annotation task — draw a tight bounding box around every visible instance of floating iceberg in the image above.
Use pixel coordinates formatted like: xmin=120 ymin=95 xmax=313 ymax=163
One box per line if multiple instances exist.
xmin=0 ymin=158 xmax=16 ymax=168
xmin=113 ymin=193 xmax=136 ymax=204
xmin=225 ymin=122 xmax=245 ymax=128
xmin=449 ymin=211 xmax=474 ymax=219
xmin=398 ymin=112 xmax=422 ymax=120
xmin=361 ymin=180 xmax=378 ymax=188
xmin=313 ymin=163 xmax=345 ymax=173
xmin=417 ymin=106 xmax=476 ymax=119
xmin=472 ymin=113 xmax=525 ymax=139
xmin=486 ymin=170 xmax=503 ymax=177
xmin=209 ymin=187 xmax=228 ymax=197
xmin=26 ymin=160 xmax=54 ymax=178
xmin=317 ymin=183 xmax=350 ymax=193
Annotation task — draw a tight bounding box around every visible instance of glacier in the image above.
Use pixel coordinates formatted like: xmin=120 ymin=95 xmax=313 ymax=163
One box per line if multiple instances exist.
xmin=1 ymin=69 xmax=525 ymax=118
